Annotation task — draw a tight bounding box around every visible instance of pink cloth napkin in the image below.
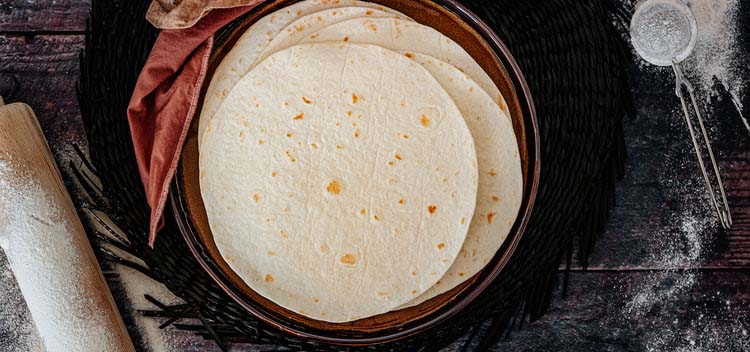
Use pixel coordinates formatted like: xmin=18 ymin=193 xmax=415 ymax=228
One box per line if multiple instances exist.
xmin=127 ymin=5 xmax=258 ymax=246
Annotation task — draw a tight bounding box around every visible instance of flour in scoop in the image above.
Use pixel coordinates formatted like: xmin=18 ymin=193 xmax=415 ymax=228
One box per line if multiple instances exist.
xmin=631 ymin=1 xmax=694 ymax=64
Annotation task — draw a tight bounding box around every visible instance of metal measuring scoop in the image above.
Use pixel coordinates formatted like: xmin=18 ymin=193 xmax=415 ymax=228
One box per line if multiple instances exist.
xmin=630 ymin=0 xmax=732 ymax=229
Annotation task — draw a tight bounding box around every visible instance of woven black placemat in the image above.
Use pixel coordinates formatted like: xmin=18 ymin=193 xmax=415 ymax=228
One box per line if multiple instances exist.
xmin=77 ymin=0 xmax=631 ymax=350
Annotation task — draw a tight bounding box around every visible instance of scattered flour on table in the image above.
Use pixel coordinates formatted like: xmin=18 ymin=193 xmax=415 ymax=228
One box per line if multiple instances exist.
xmin=632 ymin=0 xmax=745 ymax=111
xmin=682 ymin=0 xmax=745 ymax=107
xmin=622 ymin=2 xmax=748 ymax=348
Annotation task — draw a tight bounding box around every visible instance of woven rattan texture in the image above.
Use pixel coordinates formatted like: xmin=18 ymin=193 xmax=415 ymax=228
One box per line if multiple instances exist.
xmin=78 ymin=0 xmax=630 ymax=350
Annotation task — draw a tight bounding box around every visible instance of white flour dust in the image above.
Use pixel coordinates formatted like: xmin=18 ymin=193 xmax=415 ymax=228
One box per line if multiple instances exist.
xmin=0 ymin=252 xmax=43 ymax=352
xmin=682 ymin=0 xmax=745 ymax=107
xmin=623 ymin=209 xmax=708 ymax=317
xmin=0 ymin=158 xmax=122 ymax=352
xmin=632 ymin=0 xmax=745 ymax=112
xmin=622 ymin=0 xmax=748 ymax=342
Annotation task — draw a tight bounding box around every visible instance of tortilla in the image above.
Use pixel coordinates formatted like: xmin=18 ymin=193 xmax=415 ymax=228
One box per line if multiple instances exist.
xmin=198 ymin=0 xmax=410 ymax=144
xmin=259 ymin=7 xmax=404 ymax=64
xmin=296 ymin=17 xmax=509 ymax=116
xmin=200 ymin=43 xmax=479 ymax=322
xmin=398 ymin=53 xmax=522 ymax=307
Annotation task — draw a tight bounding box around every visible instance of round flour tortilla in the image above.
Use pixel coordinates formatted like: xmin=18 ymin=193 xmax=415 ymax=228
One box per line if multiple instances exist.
xmin=199 ymin=0 xmax=410 ymax=144
xmin=200 ymin=43 xmax=479 ymax=323
xmin=297 ymin=17 xmax=509 ymax=116
xmin=399 ymin=54 xmax=522 ymax=308
xmin=259 ymin=7 xmax=404 ymax=64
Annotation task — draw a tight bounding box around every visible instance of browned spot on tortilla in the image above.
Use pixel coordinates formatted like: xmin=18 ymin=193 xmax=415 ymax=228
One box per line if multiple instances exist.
xmin=411 ymin=271 xmax=417 ymax=276
xmin=366 ymin=10 xmax=374 ymax=15
xmin=310 ymin=33 xmax=320 ymax=39
xmin=327 ymin=180 xmax=342 ymax=195
xmin=492 ymin=195 xmax=500 ymax=202
xmin=265 ymin=274 xmax=274 ymax=283
xmin=420 ymin=115 xmax=431 ymax=127
xmin=497 ymin=96 xmax=508 ymax=113
xmin=293 ymin=112 xmax=305 ymax=120
xmin=252 ymin=193 xmax=261 ymax=203
xmin=437 ymin=242 xmax=445 ymax=250
xmin=402 ymin=133 xmax=410 ymax=139
xmin=259 ymin=139 xmax=265 ymax=145
xmin=311 ymin=143 xmax=319 ymax=149
xmin=336 ymin=144 xmax=344 ymax=149
xmin=320 ymin=244 xmax=329 ymax=253
xmin=398 ymin=199 xmax=405 ymax=205
xmin=404 ymin=52 xmax=414 ymax=59
xmin=377 ymin=291 xmax=389 ymax=297
xmin=343 ymin=36 xmax=350 ymax=42
xmin=489 ymin=168 xmax=498 ymax=176
xmin=313 ymin=297 xmax=320 ymax=303
xmin=239 ymin=131 xmax=245 ymax=139
xmin=354 ymin=129 xmax=360 ymax=138
xmin=487 ymin=212 xmax=496 ymax=224
xmin=294 ymin=24 xmax=304 ymax=32
xmin=388 ymin=161 xmax=395 ymax=166
xmin=461 ymin=217 xmax=466 ymax=225
xmin=352 ymin=93 xmax=359 ymax=104
xmin=286 ymin=132 xmax=293 ymax=138
xmin=302 ymin=96 xmax=312 ymax=104
xmin=373 ymin=215 xmax=380 ymax=221
xmin=341 ymin=253 xmax=357 ymax=265
xmin=458 ymin=272 xmax=465 ymax=277
xmin=411 ymin=290 xmax=417 ymax=294
xmin=280 ymin=230 xmax=289 ymax=239
xmin=428 ymin=205 xmax=438 ymax=215
xmin=267 ymin=250 xmax=276 ymax=256
xmin=285 ymin=150 xmax=297 ymax=163
xmin=272 ymin=171 xmax=278 ymax=177
xmin=368 ymin=23 xmax=378 ymax=31
xmin=395 ymin=153 xmax=402 ymax=160
xmin=347 ymin=111 xmax=353 ymax=117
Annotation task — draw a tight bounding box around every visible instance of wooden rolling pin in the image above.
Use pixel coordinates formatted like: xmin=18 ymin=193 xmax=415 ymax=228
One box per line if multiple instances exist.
xmin=0 ymin=98 xmax=135 ymax=352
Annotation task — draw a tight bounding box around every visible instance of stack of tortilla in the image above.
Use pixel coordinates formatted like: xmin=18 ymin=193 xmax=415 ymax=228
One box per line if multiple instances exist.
xmin=199 ymin=0 xmax=522 ymax=323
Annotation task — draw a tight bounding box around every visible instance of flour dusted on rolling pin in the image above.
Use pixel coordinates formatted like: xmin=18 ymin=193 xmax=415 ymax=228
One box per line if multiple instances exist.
xmin=0 ymin=102 xmax=135 ymax=352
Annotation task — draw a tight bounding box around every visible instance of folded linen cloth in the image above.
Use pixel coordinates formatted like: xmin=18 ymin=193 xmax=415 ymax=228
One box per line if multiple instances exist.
xmin=128 ymin=4 xmax=259 ymax=246
xmin=147 ymin=0 xmax=263 ymax=29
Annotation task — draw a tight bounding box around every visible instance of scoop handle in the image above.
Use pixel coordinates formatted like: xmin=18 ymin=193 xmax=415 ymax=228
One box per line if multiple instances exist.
xmin=672 ymin=63 xmax=732 ymax=229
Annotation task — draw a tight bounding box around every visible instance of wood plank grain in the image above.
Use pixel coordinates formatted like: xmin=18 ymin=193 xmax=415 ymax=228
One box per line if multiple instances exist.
xmin=493 ymin=271 xmax=750 ymax=352
xmin=0 ymin=0 xmax=89 ymax=32
xmin=0 ymin=34 xmax=85 ymax=156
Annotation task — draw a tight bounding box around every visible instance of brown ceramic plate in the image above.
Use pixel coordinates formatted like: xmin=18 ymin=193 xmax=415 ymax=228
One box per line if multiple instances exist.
xmin=171 ymin=0 xmax=540 ymax=345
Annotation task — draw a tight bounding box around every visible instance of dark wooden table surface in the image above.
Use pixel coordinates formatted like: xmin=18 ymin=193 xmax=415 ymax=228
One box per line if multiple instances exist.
xmin=0 ymin=1 xmax=748 ymax=351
